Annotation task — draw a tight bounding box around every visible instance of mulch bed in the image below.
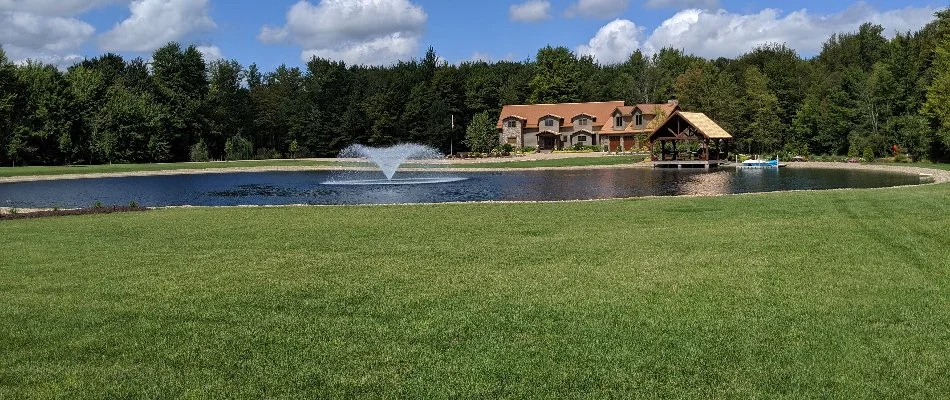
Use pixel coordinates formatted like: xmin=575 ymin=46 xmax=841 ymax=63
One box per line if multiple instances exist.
xmin=0 ymin=206 xmax=149 ymax=220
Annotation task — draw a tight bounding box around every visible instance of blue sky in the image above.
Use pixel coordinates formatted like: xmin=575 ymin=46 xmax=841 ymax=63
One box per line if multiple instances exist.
xmin=1 ymin=0 xmax=945 ymax=71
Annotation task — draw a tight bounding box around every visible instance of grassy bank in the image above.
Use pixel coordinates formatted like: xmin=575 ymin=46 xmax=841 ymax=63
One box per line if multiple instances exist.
xmin=0 ymin=155 xmax=646 ymax=179
xmin=0 ymin=159 xmax=338 ymax=178
xmin=2 ymin=184 xmax=949 ymax=397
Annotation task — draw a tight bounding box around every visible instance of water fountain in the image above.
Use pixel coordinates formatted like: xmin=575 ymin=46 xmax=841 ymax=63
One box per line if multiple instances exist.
xmin=323 ymin=143 xmax=467 ymax=185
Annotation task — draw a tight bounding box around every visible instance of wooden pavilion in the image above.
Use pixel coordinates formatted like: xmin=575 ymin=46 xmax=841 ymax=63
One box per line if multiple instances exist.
xmin=648 ymin=111 xmax=733 ymax=168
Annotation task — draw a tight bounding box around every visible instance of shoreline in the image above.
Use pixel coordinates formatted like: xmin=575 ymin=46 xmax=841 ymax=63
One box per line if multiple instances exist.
xmin=1 ymin=160 xmax=947 ymax=184
xmin=2 ymin=162 xmax=947 ymax=216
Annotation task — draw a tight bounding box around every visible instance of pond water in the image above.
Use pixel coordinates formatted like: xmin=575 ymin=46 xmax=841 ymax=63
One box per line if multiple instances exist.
xmin=0 ymin=167 xmax=923 ymax=208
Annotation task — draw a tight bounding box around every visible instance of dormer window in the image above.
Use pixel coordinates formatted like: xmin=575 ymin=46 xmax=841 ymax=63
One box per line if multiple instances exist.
xmin=578 ymin=118 xmax=588 ymax=125
xmin=615 ymin=115 xmax=623 ymax=127
xmin=635 ymin=114 xmax=643 ymax=126
xmin=506 ymin=120 xmax=518 ymax=128
xmin=545 ymin=119 xmax=555 ymax=127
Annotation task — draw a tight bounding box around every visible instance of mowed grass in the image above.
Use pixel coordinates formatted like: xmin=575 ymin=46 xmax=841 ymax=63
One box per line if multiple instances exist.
xmin=0 ymin=155 xmax=645 ymax=178
xmin=0 ymin=159 xmax=337 ymax=178
xmin=2 ymin=184 xmax=950 ymax=398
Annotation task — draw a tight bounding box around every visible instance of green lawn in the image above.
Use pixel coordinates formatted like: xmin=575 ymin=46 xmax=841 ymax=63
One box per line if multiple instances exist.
xmin=0 ymin=155 xmax=645 ymax=178
xmin=881 ymin=161 xmax=950 ymax=171
xmin=0 ymin=159 xmax=337 ymax=178
xmin=2 ymin=184 xmax=950 ymax=398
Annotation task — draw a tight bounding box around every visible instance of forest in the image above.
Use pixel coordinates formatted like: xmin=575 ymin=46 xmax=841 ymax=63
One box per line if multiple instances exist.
xmin=1 ymin=9 xmax=949 ymax=166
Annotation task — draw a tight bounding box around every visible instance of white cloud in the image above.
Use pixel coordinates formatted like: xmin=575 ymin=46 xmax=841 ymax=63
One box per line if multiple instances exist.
xmin=0 ymin=11 xmax=94 ymax=67
xmin=99 ymin=0 xmax=216 ymax=52
xmin=509 ymin=0 xmax=551 ymax=23
xmin=576 ymin=19 xmax=643 ymax=64
xmin=643 ymin=0 xmax=718 ymax=10
xmin=260 ymin=0 xmax=427 ymax=66
xmin=0 ymin=0 xmax=126 ymax=16
xmin=642 ymin=4 xmax=939 ymax=58
xmin=197 ymin=45 xmax=223 ymax=62
xmin=467 ymin=52 xmax=492 ymax=63
xmin=565 ymin=0 xmax=630 ymax=19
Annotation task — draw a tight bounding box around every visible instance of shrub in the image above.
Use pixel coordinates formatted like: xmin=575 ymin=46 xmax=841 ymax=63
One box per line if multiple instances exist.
xmin=225 ymin=135 xmax=254 ymax=161
xmin=261 ymin=148 xmax=284 ymax=160
xmin=129 ymin=200 xmax=138 ymax=208
xmin=501 ymin=143 xmax=514 ymax=154
xmin=862 ymin=147 xmax=875 ymax=163
xmin=189 ymin=140 xmax=210 ymax=162
xmin=93 ymin=201 xmax=103 ymax=209
xmin=519 ymin=146 xmax=536 ymax=153
xmin=289 ymin=140 xmax=300 ymax=159
xmin=894 ymin=153 xmax=910 ymax=163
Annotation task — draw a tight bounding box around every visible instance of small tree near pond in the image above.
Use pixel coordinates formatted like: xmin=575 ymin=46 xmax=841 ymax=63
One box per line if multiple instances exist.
xmin=465 ymin=111 xmax=497 ymax=154
xmin=289 ymin=140 xmax=299 ymax=160
xmin=224 ymin=135 xmax=253 ymax=161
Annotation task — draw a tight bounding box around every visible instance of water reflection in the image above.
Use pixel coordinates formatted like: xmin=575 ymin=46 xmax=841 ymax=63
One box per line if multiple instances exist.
xmin=677 ymin=170 xmax=734 ymax=196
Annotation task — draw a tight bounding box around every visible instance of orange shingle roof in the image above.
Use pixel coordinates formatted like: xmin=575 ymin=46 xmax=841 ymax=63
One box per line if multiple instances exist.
xmin=634 ymin=102 xmax=679 ymax=117
xmin=497 ymin=101 xmax=625 ymax=129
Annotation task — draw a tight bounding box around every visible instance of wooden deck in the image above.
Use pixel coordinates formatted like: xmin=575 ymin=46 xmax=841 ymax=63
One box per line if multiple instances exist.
xmin=652 ymin=160 xmax=728 ymax=169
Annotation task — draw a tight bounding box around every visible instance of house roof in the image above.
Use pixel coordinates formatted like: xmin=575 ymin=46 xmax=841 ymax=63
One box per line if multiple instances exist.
xmin=649 ymin=111 xmax=733 ymax=141
xmin=615 ymin=106 xmax=635 ymax=116
xmin=497 ymin=101 xmax=625 ymax=129
xmin=634 ymin=102 xmax=679 ymax=117
xmin=601 ymin=102 xmax=681 ymax=135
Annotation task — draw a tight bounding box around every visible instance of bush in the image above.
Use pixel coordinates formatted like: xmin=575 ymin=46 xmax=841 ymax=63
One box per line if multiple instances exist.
xmin=254 ymin=148 xmax=282 ymax=160
xmin=225 ymin=135 xmax=254 ymax=161
xmin=289 ymin=140 xmax=300 ymax=159
xmin=501 ymin=143 xmax=514 ymax=154
xmin=894 ymin=153 xmax=910 ymax=163
xmin=862 ymin=147 xmax=875 ymax=163
xmin=189 ymin=140 xmax=210 ymax=162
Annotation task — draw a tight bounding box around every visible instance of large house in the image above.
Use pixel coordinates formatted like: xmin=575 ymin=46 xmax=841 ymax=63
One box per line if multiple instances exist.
xmin=497 ymin=100 xmax=680 ymax=151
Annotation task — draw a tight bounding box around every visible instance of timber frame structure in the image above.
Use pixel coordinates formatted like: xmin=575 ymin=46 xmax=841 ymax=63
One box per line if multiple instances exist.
xmin=648 ymin=111 xmax=733 ymax=169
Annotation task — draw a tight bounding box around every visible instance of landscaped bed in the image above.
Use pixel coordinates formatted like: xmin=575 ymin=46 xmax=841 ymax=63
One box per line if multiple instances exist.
xmin=1 ymin=182 xmax=949 ymax=397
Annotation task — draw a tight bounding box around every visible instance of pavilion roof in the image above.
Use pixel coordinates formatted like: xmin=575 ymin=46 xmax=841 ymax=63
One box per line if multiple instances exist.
xmin=649 ymin=111 xmax=733 ymax=141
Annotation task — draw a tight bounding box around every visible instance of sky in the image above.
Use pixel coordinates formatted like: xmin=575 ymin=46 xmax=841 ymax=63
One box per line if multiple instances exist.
xmin=0 ymin=0 xmax=946 ymax=71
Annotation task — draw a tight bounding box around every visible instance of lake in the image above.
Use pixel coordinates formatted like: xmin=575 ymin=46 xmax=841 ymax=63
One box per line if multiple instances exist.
xmin=0 ymin=167 xmax=923 ymax=208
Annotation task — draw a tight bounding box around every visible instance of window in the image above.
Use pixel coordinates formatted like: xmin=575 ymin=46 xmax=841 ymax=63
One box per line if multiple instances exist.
xmin=577 ymin=136 xmax=587 ymax=142
xmin=635 ymin=114 xmax=643 ymax=126
xmin=507 ymin=137 xmax=517 ymax=144
xmin=615 ymin=115 xmax=623 ymax=127
xmin=545 ymin=119 xmax=555 ymax=127
xmin=506 ymin=120 xmax=518 ymax=128
xmin=578 ymin=117 xmax=588 ymax=125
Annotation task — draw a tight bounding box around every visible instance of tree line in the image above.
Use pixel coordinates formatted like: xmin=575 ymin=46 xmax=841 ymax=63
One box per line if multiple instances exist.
xmin=1 ymin=9 xmax=949 ymax=166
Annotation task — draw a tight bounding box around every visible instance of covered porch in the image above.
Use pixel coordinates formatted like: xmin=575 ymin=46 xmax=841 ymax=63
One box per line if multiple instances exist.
xmin=536 ymin=131 xmax=562 ymax=151
xmin=648 ymin=111 xmax=733 ymax=168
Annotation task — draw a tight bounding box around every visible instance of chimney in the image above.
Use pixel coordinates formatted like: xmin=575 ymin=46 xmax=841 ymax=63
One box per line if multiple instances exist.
xmin=668 ymin=96 xmax=678 ymax=105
